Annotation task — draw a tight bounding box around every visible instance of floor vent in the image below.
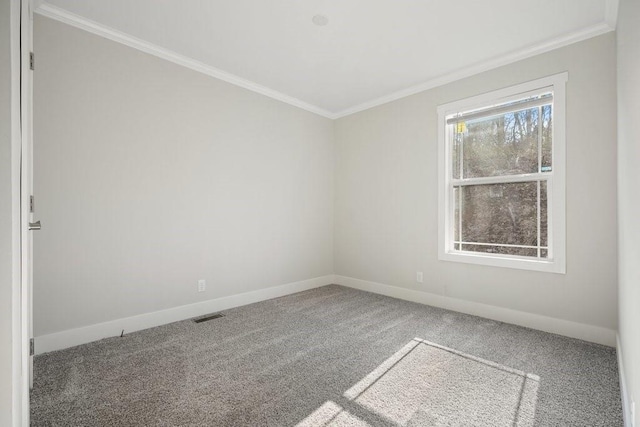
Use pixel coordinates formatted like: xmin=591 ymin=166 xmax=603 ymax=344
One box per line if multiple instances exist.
xmin=193 ymin=313 xmax=225 ymax=323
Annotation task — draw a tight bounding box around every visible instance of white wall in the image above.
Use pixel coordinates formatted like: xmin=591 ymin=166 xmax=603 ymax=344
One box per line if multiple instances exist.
xmin=617 ymin=0 xmax=640 ymax=424
xmin=33 ymin=16 xmax=334 ymax=337
xmin=33 ymin=11 xmax=620 ymax=352
xmin=334 ymin=34 xmax=618 ymax=333
xmin=16 ymin=5 xmax=630 ymax=424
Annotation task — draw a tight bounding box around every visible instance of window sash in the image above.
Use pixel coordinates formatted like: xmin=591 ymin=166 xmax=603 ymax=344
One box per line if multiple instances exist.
xmin=449 ymin=104 xmax=553 ymax=181
xmin=454 ymin=242 xmax=548 ymax=250
xmin=448 ymin=176 xmax=553 ymax=260
xmin=451 ymin=172 xmax=551 ymax=187
xmin=446 ymin=97 xmax=554 ymax=261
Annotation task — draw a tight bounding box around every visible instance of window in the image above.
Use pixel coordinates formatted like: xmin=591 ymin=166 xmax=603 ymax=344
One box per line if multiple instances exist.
xmin=438 ymin=73 xmax=567 ymax=273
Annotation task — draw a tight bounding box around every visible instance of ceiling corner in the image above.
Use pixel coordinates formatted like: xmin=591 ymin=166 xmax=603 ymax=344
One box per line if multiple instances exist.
xmin=31 ymin=1 xmax=336 ymax=120
xmin=32 ymin=0 xmax=46 ymax=12
xmin=31 ymin=0 xmax=614 ymax=121
xmin=333 ymin=17 xmax=615 ymax=120
xmin=604 ymin=0 xmax=619 ymax=29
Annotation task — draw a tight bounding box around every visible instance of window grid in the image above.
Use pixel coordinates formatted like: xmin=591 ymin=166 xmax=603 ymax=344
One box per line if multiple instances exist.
xmin=448 ymin=97 xmax=552 ymax=260
xmin=451 ymin=179 xmax=550 ymax=260
xmin=437 ymin=72 xmax=567 ymax=274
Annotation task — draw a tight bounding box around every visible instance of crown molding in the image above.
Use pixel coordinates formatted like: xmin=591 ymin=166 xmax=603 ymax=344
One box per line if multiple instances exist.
xmin=604 ymin=0 xmax=619 ymax=30
xmin=34 ymin=3 xmax=336 ymax=119
xmin=35 ymin=2 xmax=615 ymax=121
xmin=333 ymin=21 xmax=615 ymax=119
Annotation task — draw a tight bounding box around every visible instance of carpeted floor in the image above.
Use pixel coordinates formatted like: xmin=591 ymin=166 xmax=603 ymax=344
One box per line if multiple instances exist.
xmin=298 ymin=338 xmax=540 ymax=426
xmin=31 ymin=285 xmax=622 ymax=426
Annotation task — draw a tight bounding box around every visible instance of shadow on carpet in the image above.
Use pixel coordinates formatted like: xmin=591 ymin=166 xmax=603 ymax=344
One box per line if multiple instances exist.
xmin=298 ymin=338 xmax=539 ymax=426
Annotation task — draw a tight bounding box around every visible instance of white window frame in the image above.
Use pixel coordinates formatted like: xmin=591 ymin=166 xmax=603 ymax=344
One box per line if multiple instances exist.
xmin=437 ymin=73 xmax=567 ymax=274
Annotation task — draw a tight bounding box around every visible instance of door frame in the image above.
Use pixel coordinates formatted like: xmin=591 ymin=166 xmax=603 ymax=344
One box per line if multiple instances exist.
xmin=20 ymin=0 xmax=34 ymax=394
xmin=12 ymin=0 xmax=34 ymax=425
xmin=9 ymin=0 xmax=22 ymax=425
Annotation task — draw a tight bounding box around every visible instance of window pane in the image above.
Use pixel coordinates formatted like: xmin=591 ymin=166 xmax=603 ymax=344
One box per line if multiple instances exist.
xmin=540 ymin=248 xmax=548 ymax=258
xmin=541 ymin=104 xmax=552 ymax=172
xmin=461 ymin=107 xmax=541 ymax=178
xmin=459 ymin=182 xmax=539 ymax=247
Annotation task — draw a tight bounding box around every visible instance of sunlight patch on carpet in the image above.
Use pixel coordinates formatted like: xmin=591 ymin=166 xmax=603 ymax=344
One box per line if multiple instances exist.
xmin=299 ymin=338 xmax=539 ymax=426
xmin=296 ymin=401 xmax=369 ymax=427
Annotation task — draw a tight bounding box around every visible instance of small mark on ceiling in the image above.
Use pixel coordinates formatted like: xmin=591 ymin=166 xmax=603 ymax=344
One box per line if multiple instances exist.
xmin=312 ymin=15 xmax=329 ymax=26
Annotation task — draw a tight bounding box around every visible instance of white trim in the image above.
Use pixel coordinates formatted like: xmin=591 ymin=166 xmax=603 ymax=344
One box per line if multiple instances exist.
xmin=618 ymin=335 xmax=633 ymax=427
xmin=452 ymin=172 xmax=551 ymax=186
xmin=34 ymin=275 xmax=335 ymax=354
xmin=34 ymin=1 xmax=614 ymax=120
xmin=333 ymin=23 xmax=611 ymax=118
xmin=334 ymin=275 xmax=617 ymax=347
xmin=9 ymin=1 xmax=24 ymax=426
xmin=437 ymin=73 xmax=567 ymax=274
xmin=33 ymin=3 xmax=335 ymax=119
xmin=439 ymin=251 xmax=559 ymax=273
xmin=19 ymin=2 xmax=34 ymax=424
xmin=436 ymin=73 xmax=568 ymax=117
xmin=605 ymin=0 xmax=620 ymax=30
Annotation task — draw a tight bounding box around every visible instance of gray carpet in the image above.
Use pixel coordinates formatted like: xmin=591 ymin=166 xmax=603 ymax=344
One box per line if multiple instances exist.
xmin=298 ymin=338 xmax=539 ymax=426
xmin=31 ymin=285 xmax=622 ymax=426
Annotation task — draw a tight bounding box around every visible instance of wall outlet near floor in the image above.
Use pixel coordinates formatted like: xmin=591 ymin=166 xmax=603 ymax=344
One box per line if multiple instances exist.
xmin=197 ymin=279 xmax=206 ymax=292
xmin=416 ymin=272 xmax=423 ymax=283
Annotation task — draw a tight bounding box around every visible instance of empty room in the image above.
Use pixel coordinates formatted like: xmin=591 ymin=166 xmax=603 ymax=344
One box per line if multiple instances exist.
xmin=1 ymin=0 xmax=639 ymax=426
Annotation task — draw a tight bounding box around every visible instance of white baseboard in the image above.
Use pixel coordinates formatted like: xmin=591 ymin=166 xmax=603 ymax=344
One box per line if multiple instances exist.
xmin=36 ymin=274 xmax=617 ymax=354
xmin=334 ymin=275 xmax=617 ymax=347
xmin=35 ymin=275 xmax=335 ymax=354
xmin=618 ymin=335 xmax=632 ymax=427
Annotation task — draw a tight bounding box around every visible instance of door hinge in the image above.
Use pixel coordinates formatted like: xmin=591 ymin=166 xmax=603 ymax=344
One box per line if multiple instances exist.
xmin=30 ymin=195 xmax=34 ymax=213
xmin=30 ymin=52 xmax=34 ymax=71
xmin=30 ymin=338 xmax=34 ymax=356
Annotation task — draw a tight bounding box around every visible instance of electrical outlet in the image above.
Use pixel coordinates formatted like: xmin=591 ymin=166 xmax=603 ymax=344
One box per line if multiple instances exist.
xmin=197 ymin=279 xmax=206 ymax=292
xmin=416 ymin=272 xmax=424 ymax=283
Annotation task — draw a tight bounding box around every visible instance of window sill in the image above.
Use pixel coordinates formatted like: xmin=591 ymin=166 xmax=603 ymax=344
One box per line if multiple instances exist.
xmin=439 ymin=250 xmax=566 ymax=274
